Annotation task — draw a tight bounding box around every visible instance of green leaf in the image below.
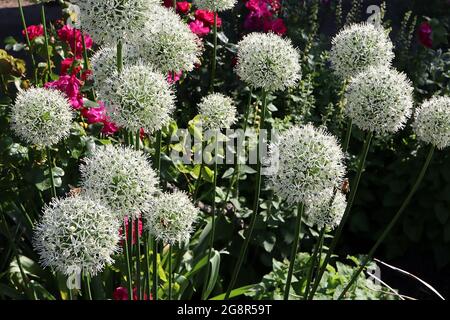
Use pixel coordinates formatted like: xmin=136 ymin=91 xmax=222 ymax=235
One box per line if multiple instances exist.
xmin=201 ymin=250 xmax=220 ymax=300
xmin=209 ymin=284 xmax=257 ymax=300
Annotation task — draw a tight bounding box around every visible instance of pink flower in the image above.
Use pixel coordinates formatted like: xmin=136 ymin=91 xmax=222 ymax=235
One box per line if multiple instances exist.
xmin=61 ymin=57 xmax=82 ymax=76
xmin=81 ymin=101 xmax=119 ymax=135
xmin=263 ymin=18 xmax=287 ymax=35
xmin=44 ymin=75 xmax=83 ymax=109
xmin=177 ymin=1 xmax=191 ymax=14
xmin=167 ymin=71 xmax=183 ymax=84
xmin=418 ymin=21 xmax=433 ymax=48
xmin=189 ymin=20 xmax=210 ymax=37
xmin=194 ymin=10 xmax=222 ymax=27
xmin=163 ymin=0 xmax=173 ymax=8
xmin=57 ymin=25 xmax=93 ymax=58
xmin=119 ymin=216 xmax=143 ymax=245
xmin=245 ymin=0 xmax=272 ymax=18
xmin=23 ymin=24 xmax=44 ymax=41
xmin=113 ymin=287 xmax=152 ymax=300
xmin=243 ymin=12 xmax=267 ymax=31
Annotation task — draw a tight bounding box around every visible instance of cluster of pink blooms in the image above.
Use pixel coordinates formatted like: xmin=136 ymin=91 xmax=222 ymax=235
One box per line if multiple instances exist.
xmin=118 ymin=216 xmax=143 ymax=246
xmin=80 ymin=102 xmax=119 ymax=135
xmin=113 ymin=286 xmax=152 ymax=300
xmin=418 ymin=21 xmax=433 ymax=48
xmin=243 ymin=0 xmax=287 ymax=35
xmin=163 ymin=0 xmax=221 ymax=37
xmin=45 ymin=75 xmax=84 ymax=109
xmin=57 ymin=25 xmax=93 ymax=59
xmin=22 ymin=24 xmax=44 ymax=41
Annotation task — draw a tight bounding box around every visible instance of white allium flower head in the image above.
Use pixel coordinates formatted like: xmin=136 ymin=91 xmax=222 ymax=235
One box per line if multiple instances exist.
xmin=73 ymin=0 xmax=158 ymax=44
xmin=345 ymin=66 xmax=414 ymax=135
xmin=305 ymin=189 xmax=346 ymax=230
xmin=98 ymin=62 xmax=176 ymax=133
xmin=236 ymin=32 xmax=301 ymax=92
xmin=33 ymin=195 xmax=120 ymax=276
xmin=80 ymin=144 xmax=159 ymax=220
xmin=413 ymin=96 xmax=450 ymax=149
xmin=144 ymin=191 xmax=200 ymax=245
xmin=90 ymin=45 xmax=138 ymax=90
xmin=193 ymin=0 xmax=236 ymax=12
xmin=268 ymin=124 xmax=346 ymax=205
xmin=197 ymin=93 xmax=236 ymax=130
xmin=330 ymin=23 xmax=394 ymax=80
xmin=10 ymin=87 xmax=73 ymax=147
xmin=133 ymin=5 xmax=203 ymax=73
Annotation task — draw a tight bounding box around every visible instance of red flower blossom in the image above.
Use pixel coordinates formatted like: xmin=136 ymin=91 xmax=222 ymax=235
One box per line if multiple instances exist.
xmin=189 ymin=20 xmax=210 ymax=37
xmin=44 ymin=75 xmax=84 ymax=109
xmin=194 ymin=10 xmax=222 ymax=27
xmin=245 ymin=0 xmax=272 ymax=17
xmin=81 ymin=101 xmax=119 ymax=135
xmin=119 ymin=216 xmax=143 ymax=246
xmin=57 ymin=25 xmax=93 ymax=58
xmin=61 ymin=57 xmax=82 ymax=76
xmin=167 ymin=70 xmax=183 ymax=84
xmin=418 ymin=21 xmax=433 ymax=48
xmin=22 ymin=24 xmax=44 ymax=41
xmin=263 ymin=18 xmax=287 ymax=35
xmin=177 ymin=1 xmax=191 ymax=14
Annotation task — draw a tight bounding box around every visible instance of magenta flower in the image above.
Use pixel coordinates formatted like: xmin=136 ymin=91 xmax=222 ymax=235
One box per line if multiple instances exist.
xmin=418 ymin=21 xmax=433 ymax=48
xmin=81 ymin=101 xmax=119 ymax=135
xmin=189 ymin=19 xmax=210 ymax=37
xmin=177 ymin=1 xmax=192 ymax=14
xmin=263 ymin=18 xmax=287 ymax=35
xmin=194 ymin=9 xmax=222 ymax=27
xmin=246 ymin=0 xmax=272 ymax=17
xmin=167 ymin=71 xmax=183 ymax=84
xmin=22 ymin=24 xmax=44 ymax=41
xmin=44 ymin=75 xmax=83 ymax=109
xmin=57 ymin=25 xmax=93 ymax=58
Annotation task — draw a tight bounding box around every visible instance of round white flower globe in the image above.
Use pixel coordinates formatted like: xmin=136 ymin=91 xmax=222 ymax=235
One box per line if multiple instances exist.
xmin=10 ymin=87 xmax=73 ymax=147
xmin=133 ymin=5 xmax=203 ymax=73
xmin=73 ymin=0 xmax=158 ymax=44
xmin=268 ymin=124 xmax=346 ymax=205
xmin=235 ymin=32 xmax=301 ymax=92
xmin=413 ymin=96 xmax=450 ymax=150
xmin=345 ymin=66 xmax=414 ymax=135
xmin=197 ymin=93 xmax=236 ymax=130
xmin=305 ymin=190 xmax=347 ymax=230
xmin=144 ymin=191 xmax=200 ymax=245
xmin=33 ymin=195 xmax=120 ymax=276
xmin=80 ymin=144 xmax=160 ymax=220
xmin=98 ymin=63 xmax=176 ymax=134
xmin=330 ymin=23 xmax=394 ymax=80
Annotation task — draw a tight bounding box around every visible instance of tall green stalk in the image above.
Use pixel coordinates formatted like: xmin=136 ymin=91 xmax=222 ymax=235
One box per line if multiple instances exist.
xmin=224 ymin=89 xmax=253 ymax=203
xmin=168 ymin=245 xmax=173 ymax=300
xmin=343 ymin=119 xmax=353 ymax=153
xmin=40 ymin=4 xmax=52 ymax=80
xmin=202 ymin=131 xmax=219 ymax=299
xmin=123 ymin=221 xmax=133 ymax=300
xmin=193 ymin=141 xmax=207 ymax=201
xmin=224 ymin=89 xmax=267 ymax=300
xmin=337 ymin=145 xmax=435 ymax=299
xmin=144 ymin=233 xmax=151 ymax=299
xmin=308 ymin=131 xmax=373 ymax=299
xmin=152 ymin=130 xmax=162 ymax=300
xmin=209 ymin=12 xmax=218 ymax=92
xmin=46 ymin=147 xmax=56 ymax=198
xmin=283 ymin=203 xmax=304 ymax=300
xmin=303 ymin=227 xmax=325 ymax=299
xmin=84 ymin=273 xmax=93 ymax=300
xmin=17 ymin=0 xmax=37 ymax=84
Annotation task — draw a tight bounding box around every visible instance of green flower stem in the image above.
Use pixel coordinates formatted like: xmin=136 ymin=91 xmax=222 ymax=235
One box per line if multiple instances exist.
xmin=80 ymin=30 xmax=95 ymax=100
xmin=152 ymin=130 xmax=162 ymax=300
xmin=173 ymin=0 xmax=177 ymax=10
xmin=193 ymin=141 xmax=207 ymax=201
xmin=152 ymin=239 xmax=159 ymax=300
xmin=40 ymin=4 xmax=52 ymax=80
xmin=224 ymin=89 xmax=267 ymax=300
xmin=343 ymin=119 xmax=353 ymax=153
xmin=1 ymin=216 xmax=35 ymax=299
xmin=135 ymin=219 xmax=141 ymax=299
xmin=202 ymin=131 xmax=219 ymax=300
xmin=123 ymin=220 xmax=133 ymax=300
xmin=17 ymin=0 xmax=37 ymax=84
xmin=144 ymin=233 xmax=151 ymax=299
xmin=303 ymin=227 xmax=325 ymax=300
xmin=117 ymin=41 xmax=123 ymax=73
xmin=46 ymin=147 xmax=56 ymax=198
xmin=308 ymin=131 xmax=373 ymax=300
xmin=209 ymin=12 xmax=217 ymax=92
xmin=224 ymin=89 xmax=253 ymax=203
xmin=168 ymin=245 xmax=173 ymax=300
xmin=284 ymin=202 xmax=305 ymax=300
xmin=84 ymin=273 xmax=93 ymax=300
xmin=337 ymin=145 xmax=435 ymax=300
